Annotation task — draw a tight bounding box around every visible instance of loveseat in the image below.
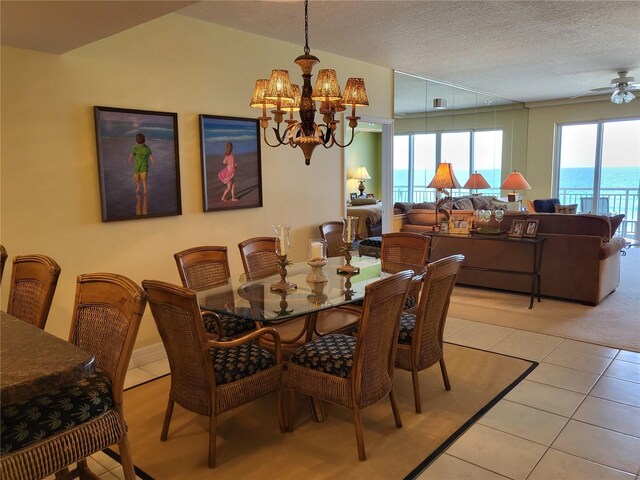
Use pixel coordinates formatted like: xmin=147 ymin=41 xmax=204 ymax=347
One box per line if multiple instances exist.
xmin=427 ymin=212 xmax=625 ymax=305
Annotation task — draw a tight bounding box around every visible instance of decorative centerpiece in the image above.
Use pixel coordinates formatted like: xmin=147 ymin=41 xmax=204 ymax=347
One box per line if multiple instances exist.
xmin=306 ymin=280 xmax=328 ymax=307
xmin=337 ymin=216 xmax=360 ymax=275
xmin=306 ymin=239 xmax=328 ymax=283
xmin=270 ymin=224 xmax=297 ymax=292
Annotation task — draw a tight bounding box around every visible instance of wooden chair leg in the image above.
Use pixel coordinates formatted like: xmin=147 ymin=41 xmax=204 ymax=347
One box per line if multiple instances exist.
xmin=117 ymin=432 xmax=136 ymax=480
xmin=77 ymin=459 xmax=101 ymax=479
xmin=160 ymin=398 xmax=174 ymax=441
xmin=389 ymin=388 xmax=403 ymax=428
xmin=352 ymin=407 xmax=366 ymax=461
xmin=440 ymin=358 xmax=451 ymax=391
xmin=288 ymin=388 xmax=296 ymax=432
xmin=411 ymin=368 xmax=422 ymax=413
xmin=277 ymin=389 xmax=286 ymax=433
xmin=208 ymin=412 xmax=217 ymax=468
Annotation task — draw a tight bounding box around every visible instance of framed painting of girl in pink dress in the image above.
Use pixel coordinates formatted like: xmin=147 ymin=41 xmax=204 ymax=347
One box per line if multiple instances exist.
xmin=199 ymin=115 xmax=263 ymax=212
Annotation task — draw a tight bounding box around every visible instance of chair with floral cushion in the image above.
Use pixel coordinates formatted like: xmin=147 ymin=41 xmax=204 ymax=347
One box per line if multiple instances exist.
xmin=395 ymin=254 xmax=464 ymax=413
xmin=381 ymin=232 xmax=430 ymax=311
xmin=0 ymin=245 xmax=7 ymax=283
xmin=319 ymin=221 xmax=345 ymax=257
xmin=174 ymin=245 xmax=256 ymax=338
xmin=238 ymin=237 xmax=360 ymax=358
xmin=1 ymin=273 xmax=147 ymax=480
xmin=142 ymin=279 xmax=286 ymax=468
xmin=6 ymin=254 xmax=61 ymax=330
xmin=286 ymin=270 xmax=413 ymax=461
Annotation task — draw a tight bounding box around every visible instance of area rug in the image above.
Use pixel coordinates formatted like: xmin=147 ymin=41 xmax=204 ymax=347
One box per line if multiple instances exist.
xmin=111 ymin=344 xmax=534 ymax=480
xmin=448 ymin=247 xmax=640 ymax=352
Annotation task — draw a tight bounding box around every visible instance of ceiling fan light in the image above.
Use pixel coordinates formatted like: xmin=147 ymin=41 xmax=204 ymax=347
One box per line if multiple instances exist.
xmin=622 ymin=91 xmax=636 ymax=103
xmin=611 ymin=90 xmax=624 ymax=104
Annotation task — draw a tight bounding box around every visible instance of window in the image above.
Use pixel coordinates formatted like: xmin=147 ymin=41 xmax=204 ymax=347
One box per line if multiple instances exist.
xmin=393 ymin=130 xmax=502 ymax=203
xmin=556 ymin=118 xmax=640 ymax=239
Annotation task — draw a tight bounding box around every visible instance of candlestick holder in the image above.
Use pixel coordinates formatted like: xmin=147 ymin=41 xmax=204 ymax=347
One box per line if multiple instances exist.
xmin=337 ymin=216 xmax=360 ymax=275
xmin=273 ymin=289 xmax=293 ymax=316
xmin=270 ymin=255 xmax=297 ymax=292
xmin=306 ymin=238 xmax=328 ymax=283
xmin=342 ymin=273 xmax=355 ymax=301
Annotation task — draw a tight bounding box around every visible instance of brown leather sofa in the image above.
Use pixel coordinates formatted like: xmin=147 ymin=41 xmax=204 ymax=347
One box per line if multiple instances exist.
xmin=427 ymin=212 xmax=625 ymax=305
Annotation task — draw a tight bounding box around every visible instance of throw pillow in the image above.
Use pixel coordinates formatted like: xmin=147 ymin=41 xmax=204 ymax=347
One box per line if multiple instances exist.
xmin=393 ymin=202 xmax=415 ymax=213
xmin=470 ymin=196 xmax=493 ymax=210
xmin=351 ymin=197 xmax=377 ymax=206
xmin=452 ymin=198 xmax=475 ymax=210
xmin=533 ymin=198 xmax=560 ymax=213
xmin=609 ymin=214 xmax=625 ymax=236
xmin=554 ymin=204 xmax=578 ymax=214
xmin=412 ymin=202 xmax=437 ymax=210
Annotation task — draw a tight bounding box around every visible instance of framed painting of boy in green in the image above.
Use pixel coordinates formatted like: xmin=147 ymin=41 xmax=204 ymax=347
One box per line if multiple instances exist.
xmin=94 ymin=106 xmax=182 ymax=221
xmin=199 ymin=115 xmax=263 ymax=212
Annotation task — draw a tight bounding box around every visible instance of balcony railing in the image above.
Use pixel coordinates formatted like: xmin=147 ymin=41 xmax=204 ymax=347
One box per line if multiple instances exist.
xmin=392 ymin=186 xmax=639 ymax=240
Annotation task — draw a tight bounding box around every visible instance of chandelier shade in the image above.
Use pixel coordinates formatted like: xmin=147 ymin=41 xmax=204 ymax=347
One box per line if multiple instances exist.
xmin=312 ymin=69 xmax=342 ymax=102
xmin=250 ymin=79 xmax=276 ymax=109
xmin=249 ymin=0 xmax=368 ymax=165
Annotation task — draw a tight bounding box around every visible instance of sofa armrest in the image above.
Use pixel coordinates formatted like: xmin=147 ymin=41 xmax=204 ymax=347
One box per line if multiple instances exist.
xmin=600 ymin=237 xmax=625 ymax=260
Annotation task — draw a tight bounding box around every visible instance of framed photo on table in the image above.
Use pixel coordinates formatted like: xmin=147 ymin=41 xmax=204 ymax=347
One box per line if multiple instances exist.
xmin=523 ymin=219 xmax=539 ymax=238
xmin=350 ymin=193 xmax=359 ymax=201
xmin=508 ymin=219 xmax=525 ymax=238
xmin=199 ymin=115 xmax=262 ymax=212
xmin=94 ymin=106 xmax=182 ymax=222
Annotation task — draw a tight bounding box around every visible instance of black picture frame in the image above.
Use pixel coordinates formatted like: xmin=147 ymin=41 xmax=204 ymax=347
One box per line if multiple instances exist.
xmin=508 ymin=219 xmax=525 ymax=238
xmin=523 ymin=219 xmax=539 ymax=238
xmin=94 ymin=106 xmax=181 ymax=222
xmin=199 ymin=115 xmax=263 ymax=212
xmin=350 ymin=193 xmax=359 ymax=201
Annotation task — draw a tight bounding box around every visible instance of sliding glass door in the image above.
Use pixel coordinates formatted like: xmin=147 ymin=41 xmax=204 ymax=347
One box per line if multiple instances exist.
xmin=556 ymin=118 xmax=640 ymax=239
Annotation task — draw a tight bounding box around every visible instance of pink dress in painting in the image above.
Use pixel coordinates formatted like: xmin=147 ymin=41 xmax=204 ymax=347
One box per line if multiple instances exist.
xmin=217 ymin=153 xmax=236 ymax=184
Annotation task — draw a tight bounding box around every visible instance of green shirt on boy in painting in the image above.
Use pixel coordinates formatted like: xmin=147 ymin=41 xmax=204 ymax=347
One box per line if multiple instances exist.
xmin=131 ymin=144 xmax=153 ymax=173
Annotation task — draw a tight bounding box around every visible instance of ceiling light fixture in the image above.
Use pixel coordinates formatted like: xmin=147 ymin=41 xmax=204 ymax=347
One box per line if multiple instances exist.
xmin=249 ymin=0 xmax=369 ymax=165
xmin=611 ymin=85 xmax=636 ymax=104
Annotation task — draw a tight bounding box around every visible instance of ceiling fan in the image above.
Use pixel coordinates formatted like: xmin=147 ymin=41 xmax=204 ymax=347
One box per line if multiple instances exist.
xmin=587 ymin=71 xmax=639 ymax=104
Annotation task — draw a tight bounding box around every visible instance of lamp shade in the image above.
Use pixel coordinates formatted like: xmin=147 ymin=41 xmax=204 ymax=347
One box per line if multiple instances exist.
xmin=312 ymin=69 xmax=342 ymax=102
xmin=265 ymin=69 xmax=294 ymax=101
xmin=463 ymin=171 xmax=491 ymax=190
xmin=283 ymin=84 xmax=302 ymax=112
xmin=341 ymin=78 xmax=369 ymax=107
xmin=352 ymin=165 xmax=371 ymax=181
xmin=427 ymin=163 xmax=462 ymax=189
xmin=250 ymin=79 xmax=276 ymax=109
xmin=500 ymin=171 xmax=531 ymax=191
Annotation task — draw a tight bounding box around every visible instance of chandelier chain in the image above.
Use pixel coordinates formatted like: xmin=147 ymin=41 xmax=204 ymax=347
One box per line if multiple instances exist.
xmin=304 ymin=0 xmax=310 ymax=55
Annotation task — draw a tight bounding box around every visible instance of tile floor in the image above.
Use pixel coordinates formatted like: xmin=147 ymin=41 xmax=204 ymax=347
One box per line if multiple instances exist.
xmin=72 ymin=316 xmax=639 ymax=480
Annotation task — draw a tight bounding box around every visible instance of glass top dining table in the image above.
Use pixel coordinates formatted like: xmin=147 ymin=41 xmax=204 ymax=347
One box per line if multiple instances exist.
xmin=197 ymin=256 xmax=385 ymax=324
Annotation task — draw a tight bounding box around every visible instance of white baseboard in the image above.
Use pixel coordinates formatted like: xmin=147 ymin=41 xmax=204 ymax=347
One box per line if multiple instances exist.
xmin=129 ymin=342 xmax=166 ymax=369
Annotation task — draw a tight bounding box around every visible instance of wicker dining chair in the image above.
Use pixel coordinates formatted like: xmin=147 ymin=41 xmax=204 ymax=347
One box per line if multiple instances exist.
xmin=395 ymin=254 xmax=464 ymax=413
xmin=238 ymin=237 xmax=360 ymax=357
xmin=287 ymin=270 xmax=413 ymax=461
xmin=381 ymin=232 xmax=430 ymax=311
xmin=319 ymin=221 xmax=345 ymax=258
xmin=0 ymin=245 xmax=7 ymax=283
xmin=142 ymin=279 xmax=286 ymax=468
xmin=6 ymin=254 xmax=61 ymax=330
xmin=174 ymin=245 xmax=256 ymax=338
xmin=1 ymin=273 xmax=147 ymax=480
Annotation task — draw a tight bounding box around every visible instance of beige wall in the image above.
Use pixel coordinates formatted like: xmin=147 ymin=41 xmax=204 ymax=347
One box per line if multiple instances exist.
xmin=0 ymin=14 xmax=393 ymax=347
xmin=525 ymin=99 xmax=640 ymax=200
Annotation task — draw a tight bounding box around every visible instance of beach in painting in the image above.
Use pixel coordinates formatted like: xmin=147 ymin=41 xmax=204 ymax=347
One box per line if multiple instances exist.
xmin=201 ymin=116 xmax=262 ymax=211
xmin=96 ymin=109 xmax=180 ymax=220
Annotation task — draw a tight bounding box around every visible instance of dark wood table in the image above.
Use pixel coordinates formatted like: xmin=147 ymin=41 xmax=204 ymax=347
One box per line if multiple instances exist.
xmin=1 ymin=311 xmax=95 ymax=405
xmin=427 ymin=232 xmax=546 ymax=309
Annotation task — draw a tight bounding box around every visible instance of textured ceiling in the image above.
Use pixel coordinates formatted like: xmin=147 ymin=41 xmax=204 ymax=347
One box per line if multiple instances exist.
xmin=2 ymin=0 xmax=639 ymax=110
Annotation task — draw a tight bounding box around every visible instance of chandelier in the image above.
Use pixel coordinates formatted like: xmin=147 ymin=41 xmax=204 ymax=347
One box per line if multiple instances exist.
xmin=249 ymin=0 xmax=369 ymax=165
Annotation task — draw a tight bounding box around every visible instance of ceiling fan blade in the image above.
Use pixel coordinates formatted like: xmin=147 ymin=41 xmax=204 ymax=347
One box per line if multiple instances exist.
xmin=589 ymin=86 xmax=612 ymax=92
